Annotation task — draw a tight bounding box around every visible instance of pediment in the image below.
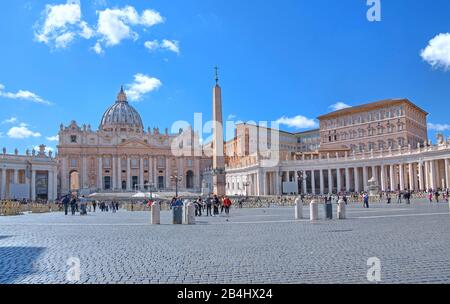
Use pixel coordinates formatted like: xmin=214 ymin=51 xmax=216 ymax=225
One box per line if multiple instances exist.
xmin=119 ymin=139 xmax=152 ymax=149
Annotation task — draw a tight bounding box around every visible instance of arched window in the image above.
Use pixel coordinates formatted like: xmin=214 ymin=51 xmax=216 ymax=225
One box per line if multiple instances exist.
xmin=186 ymin=171 xmax=194 ymax=189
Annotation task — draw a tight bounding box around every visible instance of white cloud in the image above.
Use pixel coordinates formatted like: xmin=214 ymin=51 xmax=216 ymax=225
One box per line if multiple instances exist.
xmin=428 ymin=123 xmax=450 ymax=132
xmin=7 ymin=126 xmax=41 ymax=139
xmin=96 ymin=6 xmax=164 ymax=47
xmin=421 ymin=33 xmax=450 ymax=71
xmin=227 ymin=114 xmax=237 ymax=121
xmin=0 ymin=84 xmax=51 ymax=105
xmin=2 ymin=117 xmax=18 ymax=124
xmin=145 ymin=39 xmax=180 ymax=54
xmin=329 ymin=102 xmax=351 ymax=111
xmin=46 ymin=135 xmax=59 ymax=141
xmin=276 ymin=115 xmax=319 ymax=129
xmin=91 ymin=42 xmax=104 ymax=54
xmin=34 ymin=0 xmax=93 ymax=49
xmin=126 ymin=73 xmax=162 ymax=102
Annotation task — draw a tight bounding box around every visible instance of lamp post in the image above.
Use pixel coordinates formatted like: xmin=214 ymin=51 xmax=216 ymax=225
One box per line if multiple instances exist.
xmin=171 ymin=175 xmax=183 ymax=197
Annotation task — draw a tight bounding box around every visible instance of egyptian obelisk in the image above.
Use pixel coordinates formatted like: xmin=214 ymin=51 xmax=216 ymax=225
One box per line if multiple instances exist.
xmin=212 ymin=67 xmax=226 ymax=196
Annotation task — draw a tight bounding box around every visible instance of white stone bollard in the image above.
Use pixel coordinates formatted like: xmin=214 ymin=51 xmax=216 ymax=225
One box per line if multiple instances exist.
xmin=295 ymin=197 xmax=303 ymax=220
xmin=185 ymin=202 xmax=196 ymax=225
xmin=151 ymin=201 xmax=160 ymax=225
xmin=183 ymin=201 xmax=189 ymax=224
xmin=337 ymin=199 xmax=346 ymax=220
xmin=310 ymin=199 xmax=319 ymax=221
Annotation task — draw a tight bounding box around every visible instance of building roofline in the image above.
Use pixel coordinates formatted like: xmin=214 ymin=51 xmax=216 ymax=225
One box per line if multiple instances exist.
xmin=317 ymin=98 xmax=428 ymax=120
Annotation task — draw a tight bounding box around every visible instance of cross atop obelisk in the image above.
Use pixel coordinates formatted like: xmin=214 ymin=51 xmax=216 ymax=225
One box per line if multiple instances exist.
xmin=212 ymin=66 xmax=226 ymax=196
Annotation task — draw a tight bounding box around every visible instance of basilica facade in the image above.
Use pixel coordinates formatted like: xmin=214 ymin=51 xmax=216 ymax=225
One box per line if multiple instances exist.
xmin=57 ymin=87 xmax=210 ymax=196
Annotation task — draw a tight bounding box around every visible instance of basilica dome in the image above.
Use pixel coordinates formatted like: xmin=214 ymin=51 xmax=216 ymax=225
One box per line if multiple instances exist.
xmin=100 ymin=87 xmax=144 ymax=132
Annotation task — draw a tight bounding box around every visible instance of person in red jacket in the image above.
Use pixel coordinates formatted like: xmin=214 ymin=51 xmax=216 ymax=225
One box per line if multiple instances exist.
xmin=223 ymin=196 xmax=232 ymax=216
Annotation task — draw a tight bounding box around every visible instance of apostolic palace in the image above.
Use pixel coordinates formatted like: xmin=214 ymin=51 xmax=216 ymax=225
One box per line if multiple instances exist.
xmin=2 ymin=79 xmax=450 ymax=201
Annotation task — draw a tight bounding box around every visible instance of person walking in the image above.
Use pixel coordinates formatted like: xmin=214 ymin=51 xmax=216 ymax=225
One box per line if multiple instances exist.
xmin=92 ymin=200 xmax=97 ymax=213
xmin=363 ymin=193 xmax=370 ymax=209
xmin=428 ymin=191 xmax=433 ymax=203
xmin=70 ymin=196 xmax=77 ymax=215
xmin=386 ymin=192 xmax=391 ymax=204
xmin=62 ymin=195 xmax=70 ymax=216
xmin=213 ymin=195 xmax=220 ymax=216
xmin=195 ymin=197 xmax=203 ymax=217
xmin=206 ymin=196 xmax=212 ymax=217
xmin=435 ymin=190 xmax=440 ymax=203
xmin=223 ymin=196 xmax=232 ymax=216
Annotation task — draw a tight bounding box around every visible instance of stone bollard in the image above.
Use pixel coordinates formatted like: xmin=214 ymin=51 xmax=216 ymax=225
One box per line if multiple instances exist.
xmin=295 ymin=197 xmax=303 ymax=220
xmin=337 ymin=199 xmax=346 ymax=220
xmin=185 ymin=202 xmax=196 ymax=225
xmin=310 ymin=199 xmax=319 ymax=221
xmin=151 ymin=201 xmax=160 ymax=225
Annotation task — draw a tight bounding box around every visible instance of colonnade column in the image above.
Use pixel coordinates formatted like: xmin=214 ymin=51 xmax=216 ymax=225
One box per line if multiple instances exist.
xmin=328 ymin=169 xmax=333 ymax=194
xmin=82 ymin=156 xmax=88 ymax=189
xmin=31 ymin=170 xmax=36 ymax=201
xmin=302 ymin=171 xmax=307 ymax=194
xmin=429 ymin=160 xmax=435 ymax=190
xmin=390 ymin=165 xmax=395 ymax=191
xmin=336 ymin=168 xmax=342 ymax=193
xmin=1 ymin=169 xmax=6 ymax=199
xmin=363 ymin=166 xmax=368 ymax=191
xmin=345 ymin=168 xmax=350 ymax=192
xmin=424 ymin=161 xmax=429 ymax=190
xmin=98 ymin=157 xmax=103 ymax=190
xmin=117 ymin=156 xmax=122 ymax=190
xmin=13 ymin=170 xmax=19 ymax=185
xmin=418 ymin=162 xmax=424 ymax=191
xmin=380 ymin=165 xmax=386 ymax=192
xmin=445 ymin=159 xmax=449 ymax=190
xmin=399 ymin=164 xmax=405 ymax=191
xmin=354 ymin=167 xmax=360 ymax=193
xmin=48 ymin=170 xmax=53 ymax=201
xmin=319 ymin=170 xmax=324 ymax=195
xmin=127 ymin=157 xmax=132 ymax=191
xmin=112 ymin=156 xmax=117 ymax=190
xmin=311 ymin=170 xmax=316 ymax=195
xmin=139 ymin=157 xmax=144 ymax=190
xmin=408 ymin=163 xmax=414 ymax=191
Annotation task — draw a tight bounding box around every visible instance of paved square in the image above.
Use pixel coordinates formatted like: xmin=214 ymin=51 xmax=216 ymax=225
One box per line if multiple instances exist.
xmin=1 ymin=200 xmax=450 ymax=284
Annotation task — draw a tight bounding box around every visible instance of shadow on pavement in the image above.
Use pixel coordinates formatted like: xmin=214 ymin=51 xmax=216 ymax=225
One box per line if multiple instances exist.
xmin=0 ymin=247 xmax=45 ymax=284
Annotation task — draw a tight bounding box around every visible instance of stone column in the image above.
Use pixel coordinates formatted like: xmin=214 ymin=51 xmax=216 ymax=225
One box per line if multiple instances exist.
xmin=127 ymin=157 xmax=132 ymax=191
xmin=258 ymin=169 xmax=264 ymax=196
xmin=399 ymin=164 xmax=405 ymax=191
xmin=112 ymin=156 xmax=117 ymax=190
xmin=53 ymin=169 xmax=58 ymax=200
xmin=430 ymin=160 xmax=436 ymax=190
xmin=139 ymin=157 xmax=144 ymax=190
xmin=276 ymin=170 xmax=281 ymax=195
xmin=117 ymin=156 xmax=122 ymax=190
xmin=408 ymin=163 xmax=414 ymax=191
xmin=1 ymin=168 xmax=6 ymax=199
xmin=445 ymin=159 xmax=449 ymax=189
xmin=82 ymin=156 xmax=88 ymax=189
xmin=424 ymin=161 xmax=429 ymax=190
xmin=311 ymin=170 xmax=316 ymax=195
xmin=153 ymin=157 xmax=158 ymax=188
xmin=48 ymin=170 xmax=53 ymax=201
xmin=98 ymin=157 xmax=103 ymax=190
xmin=345 ymin=167 xmax=350 ymax=192
xmin=380 ymin=165 xmax=386 ymax=192
xmin=418 ymin=162 xmax=424 ymax=191
xmin=61 ymin=157 xmax=68 ymax=193
xmin=319 ymin=169 xmax=324 ymax=195
xmin=363 ymin=166 xmax=368 ymax=191
xmin=165 ymin=157 xmax=171 ymax=190
xmin=328 ymin=168 xmax=333 ymax=194
xmin=31 ymin=170 xmax=36 ymax=201
xmin=302 ymin=171 xmax=307 ymax=194
xmin=354 ymin=167 xmax=360 ymax=193
xmin=390 ymin=165 xmax=395 ymax=191
xmin=336 ymin=168 xmax=342 ymax=193
xmin=13 ymin=169 xmax=19 ymax=185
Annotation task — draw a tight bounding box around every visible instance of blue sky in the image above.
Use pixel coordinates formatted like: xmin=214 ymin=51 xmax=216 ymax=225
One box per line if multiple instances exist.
xmin=1 ymin=0 xmax=450 ymax=153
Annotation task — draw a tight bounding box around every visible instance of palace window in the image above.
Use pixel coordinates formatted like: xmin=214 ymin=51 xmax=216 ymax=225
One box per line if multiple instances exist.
xmin=70 ymin=158 xmax=78 ymax=168
xmin=70 ymin=135 xmax=77 ymax=143
xmin=131 ymin=159 xmax=138 ymax=169
xmin=103 ymin=158 xmax=111 ymax=169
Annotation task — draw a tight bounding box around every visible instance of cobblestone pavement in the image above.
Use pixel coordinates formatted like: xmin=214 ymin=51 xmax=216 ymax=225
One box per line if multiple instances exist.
xmin=1 ymin=200 xmax=449 ymax=284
